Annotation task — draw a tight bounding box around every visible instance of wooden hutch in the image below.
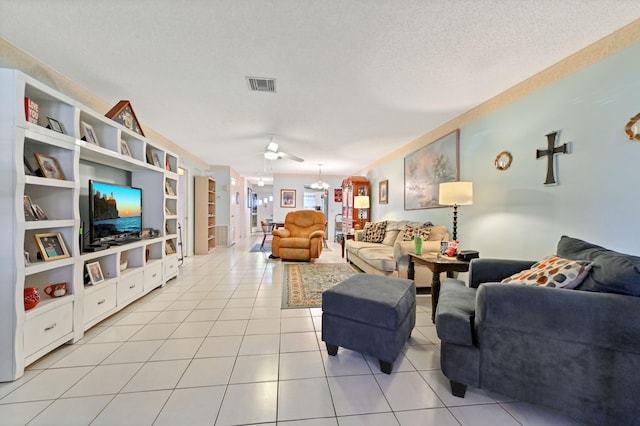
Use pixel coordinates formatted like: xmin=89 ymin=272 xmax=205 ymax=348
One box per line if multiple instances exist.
xmin=341 ymin=176 xmax=370 ymax=231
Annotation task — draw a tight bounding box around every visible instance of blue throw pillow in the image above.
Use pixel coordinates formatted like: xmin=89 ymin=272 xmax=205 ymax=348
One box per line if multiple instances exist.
xmin=557 ymin=236 xmax=640 ymax=296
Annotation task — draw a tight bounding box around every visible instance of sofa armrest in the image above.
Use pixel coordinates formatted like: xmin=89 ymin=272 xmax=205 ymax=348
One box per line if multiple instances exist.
xmin=394 ymin=240 xmax=443 ymax=263
xmin=272 ymin=229 xmax=290 ymax=238
xmin=468 ymin=258 xmax=535 ymax=288
xmin=476 ymin=283 xmax=640 ymax=353
xmin=354 ymin=230 xmax=364 ymax=241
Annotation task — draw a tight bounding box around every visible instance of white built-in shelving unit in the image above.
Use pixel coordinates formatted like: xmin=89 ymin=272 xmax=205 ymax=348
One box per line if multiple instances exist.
xmin=194 ymin=176 xmax=216 ymax=254
xmin=0 ymin=68 xmax=180 ymax=381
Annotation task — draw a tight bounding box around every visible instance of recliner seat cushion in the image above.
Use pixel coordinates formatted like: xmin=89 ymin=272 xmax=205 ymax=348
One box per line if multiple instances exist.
xmin=279 ymin=237 xmax=311 ymax=249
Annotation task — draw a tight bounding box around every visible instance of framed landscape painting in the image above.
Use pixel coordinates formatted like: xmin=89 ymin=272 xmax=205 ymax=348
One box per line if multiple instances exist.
xmin=404 ymin=129 xmax=459 ymax=210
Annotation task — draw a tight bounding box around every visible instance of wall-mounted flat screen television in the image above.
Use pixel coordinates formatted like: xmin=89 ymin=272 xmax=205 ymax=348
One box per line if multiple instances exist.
xmin=89 ymin=180 xmax=142 ymax=244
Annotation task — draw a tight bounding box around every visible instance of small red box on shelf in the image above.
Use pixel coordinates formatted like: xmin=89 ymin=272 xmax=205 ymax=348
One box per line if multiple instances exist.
xmin=24 ymin=97 xmax=39 ymax=124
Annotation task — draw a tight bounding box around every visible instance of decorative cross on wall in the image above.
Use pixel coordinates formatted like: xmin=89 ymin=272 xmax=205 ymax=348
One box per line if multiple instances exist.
xmin=536 ymin=131 xmax=569 ymax=185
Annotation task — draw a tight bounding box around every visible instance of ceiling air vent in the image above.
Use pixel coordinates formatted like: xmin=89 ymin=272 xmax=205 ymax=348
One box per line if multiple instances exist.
xmin=247 ymin=77 xmax=276 ymax=93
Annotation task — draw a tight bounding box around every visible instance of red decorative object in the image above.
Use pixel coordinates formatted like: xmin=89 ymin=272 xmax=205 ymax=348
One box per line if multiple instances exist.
xmin=25 ymin=97 xmax=39 ymax=124
xmin=24 ymin=287 xmax=40 ymax=310
xmin=334 ymin=188 xmax=342 ymax=202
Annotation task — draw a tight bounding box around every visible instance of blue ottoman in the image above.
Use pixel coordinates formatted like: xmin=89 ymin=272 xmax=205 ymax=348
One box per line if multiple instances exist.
xmin=322 ymin=274 xmax=416 ymax=374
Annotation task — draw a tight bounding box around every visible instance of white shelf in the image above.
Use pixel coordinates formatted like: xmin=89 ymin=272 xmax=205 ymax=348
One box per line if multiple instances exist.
xmin=1 ymin=67 xmax=181 ymax=382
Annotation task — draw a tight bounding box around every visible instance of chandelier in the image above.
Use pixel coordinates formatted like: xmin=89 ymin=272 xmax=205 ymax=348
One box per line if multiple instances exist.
xmin=310 ymin=164 xmax=330 ymax=190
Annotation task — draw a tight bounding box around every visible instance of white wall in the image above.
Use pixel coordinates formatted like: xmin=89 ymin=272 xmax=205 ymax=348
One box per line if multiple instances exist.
xmin=363 ymin=42 xmax=640 ymax=260
xmin=272 ymin=175 xmax=344 ymax=240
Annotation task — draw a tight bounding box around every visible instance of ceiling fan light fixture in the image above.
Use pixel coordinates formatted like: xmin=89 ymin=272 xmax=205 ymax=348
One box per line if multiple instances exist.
xmin=264 ymin=151 xmax=278 ymax=160
xmin=309 ymin=164 xmax=330 ymax=190
xmin=257 ymin=178 xmax=265 ymax=187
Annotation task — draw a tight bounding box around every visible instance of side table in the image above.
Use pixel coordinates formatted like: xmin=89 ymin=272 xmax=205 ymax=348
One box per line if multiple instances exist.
xmin=340 ymin=233 xmax=355 ymax=258
xmin=407 ymin=253 xmax=470 ymax=322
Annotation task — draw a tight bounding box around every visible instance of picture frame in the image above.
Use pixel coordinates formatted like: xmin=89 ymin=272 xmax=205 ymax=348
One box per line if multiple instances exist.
xmin=23 ymin=196 xmax=37 ymax=221
xmin=140 ymin=228 xmax=152 ymax=239
xmin=34 ymin=153 xmax=65 ymax=180
xmin=379 ymin=180 xmax=388 ymax=204
xmin=80 ymin=121 xmax=100 ymax=146
xmin=32 ymin=204 xmax=48 ymax=220
xmin=34 ymin=232 xmax=70 ymax=261
xmin=86 ymin=261 xmax=105 ymax=285
xmin=165 ymin=180 xmax=175 ymax=196
xmin=165 ymin=240 xmax=176 ymax=254
xmin=404 ymin=129 xmax=459 ymax=210
xmin=46 ymin=116 xmax=64 ymax=133
xmin=280 ymin=189 xmax=296 ymax=208
xmin=120 ymin=139 xmax=132 ymax=157
xmin=24 ymin=156 xmax=36 ymax=175
xmin=152 ymin=153 xmax=161 ymax=167
xmin=105 ymin=100 xmax=145 ymax=136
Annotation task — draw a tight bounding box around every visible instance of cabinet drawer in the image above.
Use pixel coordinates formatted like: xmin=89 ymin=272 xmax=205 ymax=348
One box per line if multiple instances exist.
xmin=24 ymin=302 xmax=73 ymax=356
xmin=117 ymin=270 xmax=144 ymax=304
xmin=84 ymin=284 xmax=117 ymax=324
xmin=165 ymin=256 xmax=178 ymax=278
xmin=145 ymin=262 xmax=163 ymax=290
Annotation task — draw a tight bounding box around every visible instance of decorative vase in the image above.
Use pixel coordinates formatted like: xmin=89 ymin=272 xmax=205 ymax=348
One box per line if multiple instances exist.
xmin=414 ymin=236 xmax=423 ymax=255
xmin=24 ymin=287 xmax=40 ymax=310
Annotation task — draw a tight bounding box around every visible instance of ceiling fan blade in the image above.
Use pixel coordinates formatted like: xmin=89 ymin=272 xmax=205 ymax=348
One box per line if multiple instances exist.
xmin=278 ymin=151 xmax=304 ymax=162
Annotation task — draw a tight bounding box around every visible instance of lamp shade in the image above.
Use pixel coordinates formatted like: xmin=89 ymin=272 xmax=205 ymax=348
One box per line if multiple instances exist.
xmin=439 ymin=182 xmax=473 ymax=206
xmin=354 ymin=195 xmax=370 ymax=209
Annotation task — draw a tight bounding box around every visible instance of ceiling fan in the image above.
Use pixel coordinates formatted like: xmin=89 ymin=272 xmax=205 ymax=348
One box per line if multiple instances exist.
xmin=264 ymin=137 xmax=304 ymax=162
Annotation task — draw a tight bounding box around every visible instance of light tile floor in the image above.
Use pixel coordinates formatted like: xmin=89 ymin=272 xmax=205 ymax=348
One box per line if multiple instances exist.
xmin=0 ymin=237 xmax=585 ymax=425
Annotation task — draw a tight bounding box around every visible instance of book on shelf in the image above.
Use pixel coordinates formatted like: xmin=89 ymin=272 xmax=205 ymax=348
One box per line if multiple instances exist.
xmin=24 ymin=97 xmax=39 ymax=124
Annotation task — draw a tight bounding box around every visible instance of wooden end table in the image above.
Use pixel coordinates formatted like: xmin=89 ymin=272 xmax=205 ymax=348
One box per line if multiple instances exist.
xmin=340 ymin=233 xmax=355 ymax=258
xmin=407 ymin=253 xmax=470 ymax=322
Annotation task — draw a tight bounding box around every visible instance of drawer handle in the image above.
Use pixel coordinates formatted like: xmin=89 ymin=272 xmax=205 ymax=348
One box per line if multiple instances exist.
xmin=44 ymin=323 xmax=57 ymax=332
xmin=129 ymin=284 xmax=136 ymax=289
xmin=151 ymin=273 xmax=157 ymax=278
xmin=97 ymin=299 xmax=106 ymax=305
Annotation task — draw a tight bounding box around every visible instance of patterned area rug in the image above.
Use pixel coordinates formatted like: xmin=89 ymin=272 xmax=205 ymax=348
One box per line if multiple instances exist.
xmin=283 ymin=263 xmax=358 ymax=308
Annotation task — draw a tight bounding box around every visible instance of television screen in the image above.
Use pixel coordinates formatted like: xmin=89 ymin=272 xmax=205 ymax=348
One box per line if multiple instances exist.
xmin=89 ymin=180 xmax=142 ymax=244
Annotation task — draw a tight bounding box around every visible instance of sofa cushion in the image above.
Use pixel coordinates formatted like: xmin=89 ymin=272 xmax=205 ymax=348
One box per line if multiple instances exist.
xmin=363 ymin=221 xmax=387 ymax=243
xmin=500 ymin=255 xmax=593 ymax=289
xmin=355 ymin=247 xmax=397 ymax=272
xmin=381 ymin=230 xmax=400 ymax=246
xmin=557 ymin=235 xmax=640 ymax=296
xmin=426 ymin=225 xmax=447 ymax=241
xmin=400 ymin=225 xmax=431 ymax=241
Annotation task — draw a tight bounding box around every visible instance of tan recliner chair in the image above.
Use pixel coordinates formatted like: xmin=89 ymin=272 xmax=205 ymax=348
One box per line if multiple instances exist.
xmin=272 ymin=210 xmax=326 ymax=261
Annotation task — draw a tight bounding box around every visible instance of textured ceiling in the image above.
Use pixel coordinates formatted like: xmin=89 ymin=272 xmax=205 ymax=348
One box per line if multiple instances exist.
xmin=1 ymin=1 xmax=638 ymax=184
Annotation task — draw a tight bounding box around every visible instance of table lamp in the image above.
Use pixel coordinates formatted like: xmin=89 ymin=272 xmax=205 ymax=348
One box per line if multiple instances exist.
xmin=354 ymin=195 xmax=369 ymax=219
xmin=438 ymin=182 xmax=473 ymax=241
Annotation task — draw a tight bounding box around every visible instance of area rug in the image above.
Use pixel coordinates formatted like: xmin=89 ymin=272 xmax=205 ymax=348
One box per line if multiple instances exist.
xmin=282 ymin=263 xmax=358 ymax=308
xmin=249 ymin=243 xmax=271 ymax=252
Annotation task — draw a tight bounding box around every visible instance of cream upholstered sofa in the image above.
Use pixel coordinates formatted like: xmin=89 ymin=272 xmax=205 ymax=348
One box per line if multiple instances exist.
xmin=345 ymin=220 xmax=449 ymax=287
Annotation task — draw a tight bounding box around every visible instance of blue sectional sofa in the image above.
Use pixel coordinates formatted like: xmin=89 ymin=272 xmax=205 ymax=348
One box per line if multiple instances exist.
xmin=435 ymin=236 xmax=640 ymax=425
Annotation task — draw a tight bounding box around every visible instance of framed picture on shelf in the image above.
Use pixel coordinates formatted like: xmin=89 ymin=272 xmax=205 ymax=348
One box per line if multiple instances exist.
xmin=165 ymin=180 xmax=175 ymax=196
xmin=404 ymin=129 xmax=459 ymax=210
xmin=165 ymin=240 xmax=176 ymax=254
xmin=34 ymin=153 xmax=65 ymax=180
xmin=120 ymin=139 xmax=132 ymax=157
xmin=105 ymin=100 xmax=145 ymax=136
xmin=280 ymin=189 xmax=296 ymax=208
xmin=32 ymin=204 xmax=48 ymax=220
xmin=86 ymin=261 xmax=105 ymax=285
xmin=46 ymin=116 xmax=64 ymax=133
xmin=379 ymin=180 xmax=388 ymax=204
xmin=34 ymin=232 xmax=70 ymax=261
xmin=152 ymin=152 xmax=161 ymax=167
xmin=23 ymin=196 xmax=37 ymax=221
xmin=80 ymin=121 xmax=100 ymax=146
